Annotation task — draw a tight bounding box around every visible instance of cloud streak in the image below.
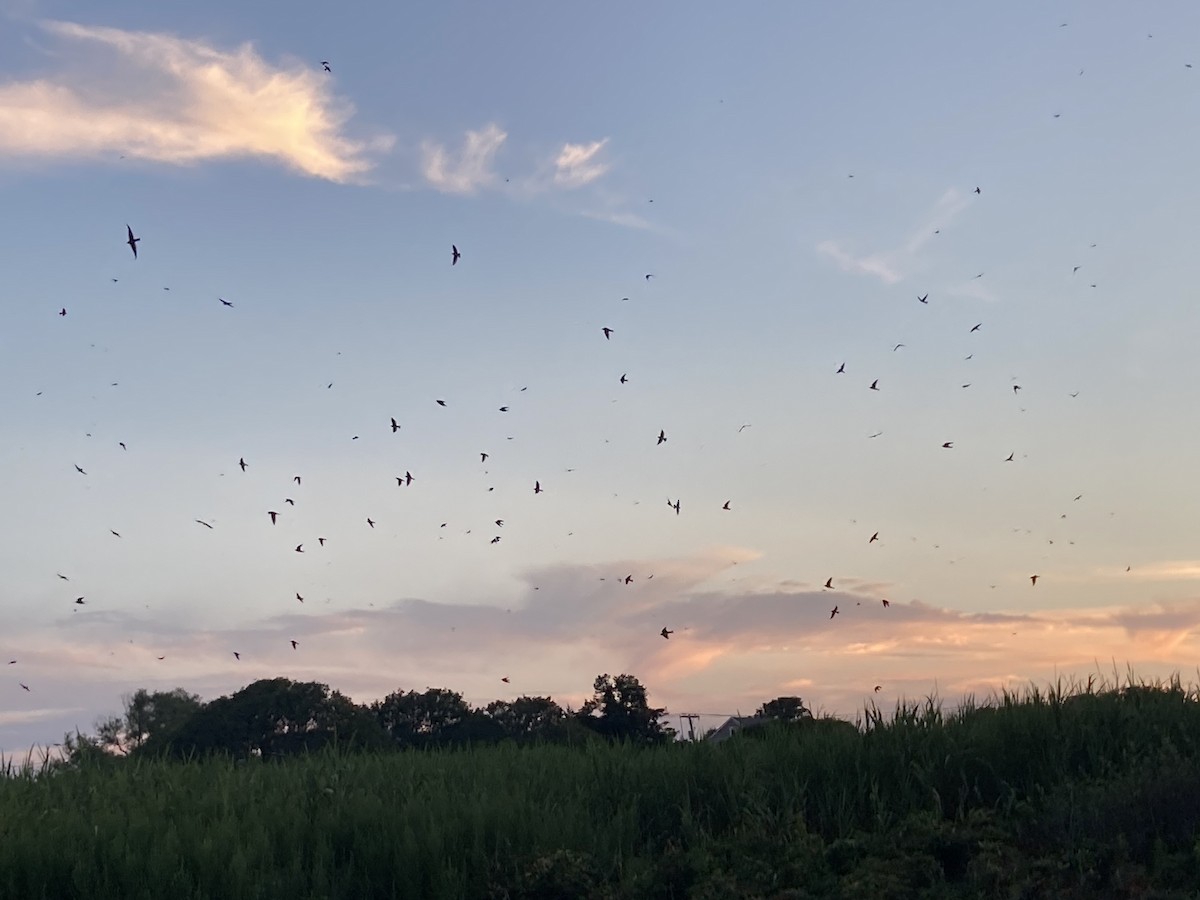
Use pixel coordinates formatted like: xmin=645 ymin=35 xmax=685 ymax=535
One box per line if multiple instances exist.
xmin=0 ymin=20 xmax=388 ymax=182
xmin=553 ymin=139 xmax=610 ymax=188
xmin=420 ymin=123 xmax=507 ymax=194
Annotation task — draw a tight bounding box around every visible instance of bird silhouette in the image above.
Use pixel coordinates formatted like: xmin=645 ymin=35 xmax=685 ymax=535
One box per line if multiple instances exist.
xmin=620 ymin=373 xmax=628 ymax=383
xmin=59 ymin=308 xmax=67 ymax=317
xmin=970 ymin=323 xmax=981 ymax=332
xmin=942 ymin=442 xmax=954 ymax=449
xmin=1005 ymin=453 xmax=1014 ymax=462
xmin=436 ymin=399 xmax=447 ymax=407
xmin=233 ymin=652 xmax=241 ymax=660
xmin=318 ymin=538 xmax=326 ymax=546
xmin=660 ymin=627 xmax=673 ymax=639
xmin=869 ymin=380 xmax=879 ymax=391
xmin=291 ymin=640 xmax=298 ymax=649
xmin=869 ymin=532 xmax=879 ymax=543
xmin=74 ymin=465 xmax=86 ymax=475
xmin=722 ymin=501 xmax=731 ymax=510
xmin=451 ymin=245 xmax=461 ymax=265
xmin=917 ymin=294 xmax=928 ymax=304
xmin=501 ymin=676 xmax=510 ymax=683
xmin=1030 ymin=575 xmax=1039 ymax=586
xmin=602 ymin=327 xmax=613 ymax=340
xmin=295 ymin=544 xmax=304 ymax=553
xmin=495 ymin=519 xmax=503 ymax=526
xmin=881 ymin=599 xmax=890 ymax=607
xmin=830 ymin=606 xmax=839 ymax=619
xmin=239 ymin=457 xmax=247 ymax=472
xmin=321 ymin=61 xmax=331 ymax=72
xmin=534 ymin=481 xmax=543 ymax=494
xmin=824 ymin=577 xmax=833 ymax=589
xmin=126 ymin=225 xmax=140 ymax=259
xmin=296 ymin=593 xmax=304 ymax=603
xmin=836 ymin=362 xmax=845 ymax=373
xmin=219 ymin=298 xmax=233 ymax=307
xmin=366 ymin=518 xmax=375 ymax=528
xmin=657 ymin=430 xmax=667 ymax=445
xmin=195 ymin=519 xmax=213 ymax=529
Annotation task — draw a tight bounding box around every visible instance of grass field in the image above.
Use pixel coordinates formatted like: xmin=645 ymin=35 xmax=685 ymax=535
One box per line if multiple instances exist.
xmin=3 ymin=674 xmax=1199 ymax=899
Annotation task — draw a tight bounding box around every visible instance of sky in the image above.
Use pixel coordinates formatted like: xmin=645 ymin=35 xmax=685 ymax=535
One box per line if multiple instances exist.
xmin=4 ymin=1 xmax=1200 ymax=754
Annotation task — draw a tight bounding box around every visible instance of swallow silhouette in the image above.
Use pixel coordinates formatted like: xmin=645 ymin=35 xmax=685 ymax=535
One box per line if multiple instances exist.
xmin=881 ymin=599 xmax=890 ymax=607
xmin=836 ymin=362 xmax=845 ymax=373
xmin=59 ymin=308 xmax=67 ymax=317
xmin=219 ymin=298 xmax=233 ymax=307
xmin=295 ymin=544 xmax=304 ymax=553
xmin=195 ymin=519 xmax=213 ymax=529
xmin=970 ymin=323 xmax=981 ymax=332
xmin=366 ymin=518 xmax=375 ymax=528
xmin=830 ymin=606 xmax=839 ymax=618
xmin=296 ymin=593 xmax=304 ymax=603
xmin=451 ymin=245 xmax=461 ymax=265
xmin=660 ymin=627 xmax=673 ymax=639
xmin=534 ymin=481 xmax=543 ymax=494
xmin=233 ymin=652 xmax=241 ymax=660
xmin=1030 ymin=575 xmax=1039 ymax=585
xmin=74 ymin=465 xmax=86 ymax=475
xmin=869 ymin=532 xmax=879 ymax=543
xmin=824 ymin=577 xmax=833 ymax=589
xmin=501 ymin=676 xmax=510 ymax=683
xmin=291 ymin=640 xmax=298 ymax=649
xmin=874 ymin=685 xmax=882 ymax=692
xmin=491 ymin=536 xmax=501 ymax=544
xmin=321 ymin=61 xmax=331 ymax=72
xmin=285 ymin=498 xmax=295 ymax=506
xmin=1005 ymin=453 xmax=1014 ymax=462
xmin=657 ymin=430 xmax=667 ymax=445
xmin=318 ymin=537 xmax=326 ymax=546
xmin=126 ymin=225 xmax=140 ymax=259
xmin=942 ymin=442 xmax=954 ymax=449
xmin=620 ymin=373 xmax=628 ymax=383
xmin=495 ymin=519 xmax=503 ymax=526
xmin=917 ymin=294 xmax=928 ymax=304
xmin=869 ymin=380 xmax=879 ymax=391
xmin=499 ymin=406 xmax=509 ymax=412
xmin=239 ymin=457 xmax=247 ymax=472
xmin=722 ymin=501 xmax=731 ymax=510
xmin=436 ymin=399 xmax=446 ymax=407
xmin=391 ymin=417 xmax=400 ymax=432
xmin=602 ymin=327 xmax=613 ymax=340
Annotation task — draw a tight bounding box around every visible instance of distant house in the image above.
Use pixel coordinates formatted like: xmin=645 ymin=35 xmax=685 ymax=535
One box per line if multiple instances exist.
xmin=704 ymin=715 xmax=769 ymax=743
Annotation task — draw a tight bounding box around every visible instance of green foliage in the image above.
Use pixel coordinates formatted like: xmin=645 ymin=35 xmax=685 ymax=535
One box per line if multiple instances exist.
xmin=577 ymin=673 xmax=675 ymax=745
xmin=6 ymin=672 xmax=1200 ymax=898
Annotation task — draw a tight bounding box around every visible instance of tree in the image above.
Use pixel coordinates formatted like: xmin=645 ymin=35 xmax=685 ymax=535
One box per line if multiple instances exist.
xmin=90 ymin=687 xmax=203 ymax=755
xmin=577 ymin=674 xmax=674 ymax=745
xmin=151 ymin=678 xmax=388 ymax=759
xmin=372 ymin=687 xmax=471 ymax=748
xmin=484 ymin=696 xmax=568 ymax=744
xmin=755 ymin=696 xmax=813 ymax=723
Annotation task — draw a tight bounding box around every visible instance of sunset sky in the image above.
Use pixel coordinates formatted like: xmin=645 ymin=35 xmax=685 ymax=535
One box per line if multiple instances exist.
xmin=4 ymin=1 xmax=1200 ymax=754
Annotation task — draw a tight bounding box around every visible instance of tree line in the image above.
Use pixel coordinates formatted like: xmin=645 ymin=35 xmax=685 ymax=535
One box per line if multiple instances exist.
xmin=62 ymin=674 xmax=816 ymax=762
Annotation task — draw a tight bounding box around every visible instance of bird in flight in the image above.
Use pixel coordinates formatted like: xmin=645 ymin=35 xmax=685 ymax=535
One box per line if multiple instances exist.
xmin=874 ymin=685 xmax=882 ymax=693
xmin=869 ymin=532 xmax=879 ymax=543
xmin=917 ymin=294 xmax=929 ymax=304
xmin=389 ymin=417 xmax=401 ymax=433
xmin=295 ymin=544 xmax=304 ymax=553
xmin=59 ymin=308 xmax=67 ymax=317
xmin=602 ymin=327 xmax=614 ymax=340
xmin=285 ymin=498 xmax=295 ymax=506
xmin=498 ymin=406 xmax=509 ymax=412
xmin=194 ymin=519 xmax=213 ymax=529
xmin=869 ymin=380 xmax=879 ymax=391
xmin=824 ymin=577 xmax=833 ymax=589
xmin=970 ymin=323 xmax=982 ymax=332
xmin=491 ymin=536 xmax=501 ymax=544
xmin=619 ymin=373 xmax=628 ymax=384
xmin=219 ymin=298 xmax=233 ymax=307
xmin=881 ymin=599 xmax=890 ymax=608
xmin=534 ymin=481 xmax=543 ymax=494
xmin=126 ymin=225 xmax=140 ymax=259
xmin=974 ymin=187 xmax=981 ymax=194
xmin=451 ymin=245 xmax=461 ymax=265
xmin=501 ymin=676 xmax=510 ymax=683
xmin=321 ymin=61 xmax=331 ymax=72
xmin=296 ymin=593 xmax=304 ymax=603
xmin=318 ymin=537 xmax=326 ymax=546
xmin=239 ymin=457 xmax=247 ymax=472
xmin=1030 ymin=575 xmax=1039 ymax=586
xmin=660 ymin=627 xmax=673 ymax=639
xmin=74 ymin=465 xmax=86 ymax=475
xmin=110 ymin=530 xmax=121 ymax=538
xmin=892 ymin=343 xmax=905 ymax=352
xmin=836 ymin=362 xmax=845 ymax=374
xmin=830 ymin=606 xmax=839 ymax=619
xmin=645 ymin=274 xmax=654 ymax=281
xmin=233 ymin=652 xmax=241 ymax=660
xmin=366 ymin=518 xmax=375 ymax=528
xmin=75 ymin=597 xmax=85 ymax=605
xmin=942 ymin=442 xmax=954 ymax=449
xmin=19 ymin=683 xmax=29 ymax=692
xmin=657 ymin=429 xmax=667 ymax=445
xmin=293 ymin=476 xmax=301 ymax=485
xmin=290 ymin=640 xmax=298 ymax=649
xmin=436 ymin=399 xmax=447 ymax=407
xmin=722 ymin=501 xmax=731 ymax=510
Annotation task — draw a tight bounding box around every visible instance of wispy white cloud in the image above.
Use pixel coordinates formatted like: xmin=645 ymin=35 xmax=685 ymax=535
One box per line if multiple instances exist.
xmin=420 ymin=123 xmax=507 ymax=194
xmin=553 ymin=138 xmax=610 ymax=188
xmin=0 ymin=20 xmax=390 ymax=182
xmin=816 ymin=240 xmax=902 ymax=284
xmin=816 ymin=188 xmax=973 ymax=286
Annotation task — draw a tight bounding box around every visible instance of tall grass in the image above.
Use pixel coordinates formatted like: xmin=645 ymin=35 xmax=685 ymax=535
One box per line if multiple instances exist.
xmin=2 ymin=672 xmax=1199 ymax=899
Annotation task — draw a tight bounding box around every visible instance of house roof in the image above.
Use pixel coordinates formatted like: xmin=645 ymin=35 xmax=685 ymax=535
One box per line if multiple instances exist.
xmin=705 ymin=715 xmax=768 ymax=743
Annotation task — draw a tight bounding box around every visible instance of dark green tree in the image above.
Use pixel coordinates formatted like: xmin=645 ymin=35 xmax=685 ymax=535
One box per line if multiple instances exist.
xmin=484 ymin=696 xmax=568 ymax=744
xmin=86 ymin=687 xmax=203 ymax=756
xmin=754 ymin=696 xmax=813 ymax=723
xmin=577 ymin=674 xmax=673 ymax=745
xmin=151 ymin=678 xmax=387 ymax=759
xmin=372 ymin=687 xmax=471 ymax=748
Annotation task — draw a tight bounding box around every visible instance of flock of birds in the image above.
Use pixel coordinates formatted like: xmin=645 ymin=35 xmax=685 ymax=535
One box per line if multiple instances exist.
xmin=7 ymin=27 xmax=1182 ymax=718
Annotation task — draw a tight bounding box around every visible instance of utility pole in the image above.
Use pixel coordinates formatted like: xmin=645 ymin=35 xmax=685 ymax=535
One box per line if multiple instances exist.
xmin=679 ymin=713 xmax=700 ymax=741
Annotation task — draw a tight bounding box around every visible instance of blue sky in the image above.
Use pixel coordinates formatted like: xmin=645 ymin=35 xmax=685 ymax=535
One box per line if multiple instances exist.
xmin=4 ymin=1 xmax=1200 ymax=752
